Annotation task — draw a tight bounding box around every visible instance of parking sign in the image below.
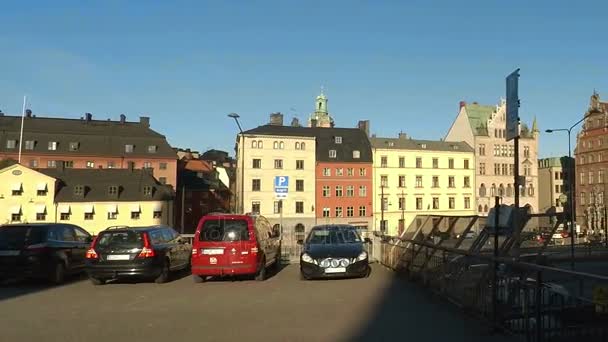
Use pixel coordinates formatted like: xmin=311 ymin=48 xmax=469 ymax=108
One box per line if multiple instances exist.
xmin=274 ymin=176 xmax=289 ymax=199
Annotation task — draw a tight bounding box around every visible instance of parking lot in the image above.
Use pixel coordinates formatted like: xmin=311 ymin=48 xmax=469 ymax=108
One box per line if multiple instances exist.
xmin=0 ymin=264 xmax=515 ymax=342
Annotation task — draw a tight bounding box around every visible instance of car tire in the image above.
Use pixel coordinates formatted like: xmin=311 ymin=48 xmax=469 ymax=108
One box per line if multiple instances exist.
xmin=155 ymin=260 xmax=170 ymax=284
xmin=50 ymin=262 xmax=66 ymax=284
xmin=255 ymin=257 xmax=267 ymax=281
xmin=90 ymin=277 xmax=106 ymax=286
xmin=192 ymin=274 xmax=206 ymax=283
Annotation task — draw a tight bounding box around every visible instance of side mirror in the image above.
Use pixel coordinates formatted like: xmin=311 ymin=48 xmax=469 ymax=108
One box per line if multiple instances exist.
xmin=364 ymin=238 xmax=372 ymax=244
xmin=297 ymin=239 xmax=304 ymax=245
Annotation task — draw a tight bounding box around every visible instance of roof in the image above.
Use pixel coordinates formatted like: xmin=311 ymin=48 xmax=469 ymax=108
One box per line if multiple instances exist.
xmin=538 ymin=157 xmax=574 ymax=169
xmin=0 ymin=115 xmax=175 ymax=158
xmin=180 ymin=169 xmax=229 ymax=192
xmin=183 ymin=160 xmax=214 ymax=172
xmin=37 ymin=168 xmax=174 ymax=202
xmin=464 ymin=103 xmax=496 ymax=136
xmin=242 ymin=124 xmax=317 ymax=137
xmin=370 ymin=137 xmax=473 ymax=153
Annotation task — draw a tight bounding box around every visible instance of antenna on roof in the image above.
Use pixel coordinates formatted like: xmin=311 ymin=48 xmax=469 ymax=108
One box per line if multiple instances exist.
xmin=18 ymin=95 xmax=27 ymax=164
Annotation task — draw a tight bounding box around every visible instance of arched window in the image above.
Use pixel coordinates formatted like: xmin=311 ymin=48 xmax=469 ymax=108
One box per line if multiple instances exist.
xmin=484 ymin=205 xmax=489 ymax=213
xmin=490 ymin=184 xmax=496 ymax=197
xmin=279 ymin=141 xmax=284 ymax=149
xmin=251 ymin=140 xmax=257 ymax=148
xmin=590 ymin=154 xmax=595 ymax=163
xmin=506 ymin=184 xmax=513 ymax=197
xmin=479 ymin=184 xmax=487 ymax=197
xmin=498 ymin=184 xmax=505 ymax=197
xmin=478 ymin=205 xmax=483 ymax=213
xmin=258 ymin=140 xmax=263 ymax=149
xmin=528 ymin=184 xmax=535 ymax=197
xmin=520 ymin=185 xmax=526 ymax=197
xmin=301 ymin=142 xmax=305 ymax=150
xmin=295 ymin=223 xmax=305 ymax=241
xmin=273 ymin=141 xmax=278 ymax=149
xmin=295 ymin=142 xmax=300 ymax=150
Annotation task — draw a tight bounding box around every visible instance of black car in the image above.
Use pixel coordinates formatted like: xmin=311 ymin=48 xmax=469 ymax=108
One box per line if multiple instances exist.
xmin=85 ymin=225 xmax=191 ymax=285
xmin=0 ymin=223 xmax=93 ymax=284
xmin=298 ymin=225 xmax=371 ymax=280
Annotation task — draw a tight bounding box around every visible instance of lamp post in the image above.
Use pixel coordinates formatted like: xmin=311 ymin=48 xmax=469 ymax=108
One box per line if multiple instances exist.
xmin=546 ymin=114 xmax=590 ymax=270
xmin=228 ymin=113 xmax=244 ymax=214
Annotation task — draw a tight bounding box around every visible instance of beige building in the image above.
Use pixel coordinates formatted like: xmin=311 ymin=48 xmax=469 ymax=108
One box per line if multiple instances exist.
xmin=371 ymin=134 xmax=477 ymax=236
xmin=538 ymin=157 xmax=574 ymax=214
xmin=445 ymin=100 xmax=540 ymax=215
xmin=236 ymin=115 xmax=317 ymax=234
xmin=0 ymin=163 xmax=174 ymax=235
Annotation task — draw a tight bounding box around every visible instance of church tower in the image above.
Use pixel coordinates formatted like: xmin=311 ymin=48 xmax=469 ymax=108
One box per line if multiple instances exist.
xmin=308 ymin=88 xmax=334 ymax=128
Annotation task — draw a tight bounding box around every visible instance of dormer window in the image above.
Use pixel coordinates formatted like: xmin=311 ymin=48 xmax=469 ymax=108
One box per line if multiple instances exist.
xmin=388 ymin=142 xmax=395 ymax=147
xmin=125 ymin=144 xmax=134 ymax=153
xmin=148 ymin=145 xmax=158 ymax=153
xmin=74 ymin=185 xmax=85 ymax=197
xmin=6 ymin=139 xmax=17 ymax=149
xmin=329 ymin=150 xmax=337 ymax=158
xmin=421 ymin=144 xmax=427 ymax=149
xmin=353 ymin=150 xmax=360 ymax=159
xmin=25 ymin=140 xmax=36 ymax=150
xmin=48 ymin=141 xmax=57 ymax=151
xmin=335 ymin=136 xmax=342 ymax=144
xmin=69 ymin=142 xmax=80 ymax=151
xmin=108 ymin=186 xmax=119 ymax=196
xmin=143 ymin=186 xmax=153 ymax=196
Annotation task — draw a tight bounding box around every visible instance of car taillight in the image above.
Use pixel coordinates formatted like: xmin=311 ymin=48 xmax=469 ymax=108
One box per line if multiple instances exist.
xmin=85 ymin=248 xmax=98 ymax=259
xmin=26 ymin=243 xmax=48 ymax=253
xmin=137 ymin=232 xmax=155 ymax=258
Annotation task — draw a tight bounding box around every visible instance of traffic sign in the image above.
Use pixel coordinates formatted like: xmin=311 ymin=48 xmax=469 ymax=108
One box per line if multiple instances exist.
xmin=506 ymin=69 xmax=520 ymax=141
xmin=274 ymin=176 xmax=289 ymax=199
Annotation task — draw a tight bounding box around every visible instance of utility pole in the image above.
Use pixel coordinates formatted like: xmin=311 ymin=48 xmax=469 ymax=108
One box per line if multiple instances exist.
xmin=380 ymin=185 xmax=385 ymax=234
xmin=506 ymin=69 xmax=521 ymax=257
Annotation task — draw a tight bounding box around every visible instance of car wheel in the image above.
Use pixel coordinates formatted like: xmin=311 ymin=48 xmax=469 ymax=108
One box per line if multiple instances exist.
xmin=192 ymin=274 xmax=206 ymax=283
xmin=50 ymin=262 xmax=66 ymax=284
xmin=255 ymin=257 xmax=267 ymax=281
xmin=155 ymin=260 xmax=170 ymax=284
xmin=90 ymin=277 xmax=106 ymax=286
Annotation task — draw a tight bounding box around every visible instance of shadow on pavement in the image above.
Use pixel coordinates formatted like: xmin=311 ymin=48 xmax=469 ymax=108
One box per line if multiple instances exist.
xmin=0 ymin=273 xmax=87 ymax=302
xmin=346 ymin=270 xmax=515 ymax=342
xmin=196 ymin=261 xmax=289 ymax=283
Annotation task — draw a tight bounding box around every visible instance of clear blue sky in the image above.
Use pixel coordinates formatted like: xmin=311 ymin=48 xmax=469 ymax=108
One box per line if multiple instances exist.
xmin=1 ymin=0 xmax=606 ymax=158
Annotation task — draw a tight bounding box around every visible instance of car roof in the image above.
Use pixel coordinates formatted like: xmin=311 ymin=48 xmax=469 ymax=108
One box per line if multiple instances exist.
xmin=101 ymin=225 xmax=171 ymax=233
xmin=0 ymin=223 xmax=73 ymax=229
xmin=311 ymin=224 xmax=357 ymax=230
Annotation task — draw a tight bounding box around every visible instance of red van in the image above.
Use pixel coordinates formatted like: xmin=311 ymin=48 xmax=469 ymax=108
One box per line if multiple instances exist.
xmin=191 ymin=213 xmax=281 ymax=282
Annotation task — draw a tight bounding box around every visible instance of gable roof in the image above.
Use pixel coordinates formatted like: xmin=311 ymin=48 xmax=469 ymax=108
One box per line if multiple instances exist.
xmin=37 ymin=168 xmax=174 ymax=202
xmin=464 ymin=103 xmax=496 ymax=136
xmin=370 ymin=137 xmax=473 ymax=153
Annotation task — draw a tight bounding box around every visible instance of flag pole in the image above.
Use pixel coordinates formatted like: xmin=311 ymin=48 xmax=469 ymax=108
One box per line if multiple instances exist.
xmin=18 ymin=96 xmax=27 ymax=164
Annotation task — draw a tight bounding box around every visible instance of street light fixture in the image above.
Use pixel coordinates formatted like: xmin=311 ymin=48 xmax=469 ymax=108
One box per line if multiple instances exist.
xmin=228 ymin=113 xmax=245 ymax=214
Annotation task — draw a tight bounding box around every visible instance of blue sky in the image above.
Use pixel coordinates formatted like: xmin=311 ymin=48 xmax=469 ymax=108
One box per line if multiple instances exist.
xmin=1 ymin=0 xmax=606 ymax=157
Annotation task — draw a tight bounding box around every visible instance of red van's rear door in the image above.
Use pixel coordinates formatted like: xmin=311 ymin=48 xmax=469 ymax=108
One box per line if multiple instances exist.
xmin=198 ymin=218 xmax=254 ymax=267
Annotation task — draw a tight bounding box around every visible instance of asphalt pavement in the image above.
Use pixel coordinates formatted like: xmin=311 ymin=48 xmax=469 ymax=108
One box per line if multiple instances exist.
xmin=0 ymin=264 xmax=516 ymax=342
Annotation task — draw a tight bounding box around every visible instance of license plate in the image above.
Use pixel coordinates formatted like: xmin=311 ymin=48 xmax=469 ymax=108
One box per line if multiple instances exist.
xmin=107 ymin=254 xmax=130 ymax=261
xmin=202 ymin=249 xmax=224 ymax=255
xmin=325 ymin=267 xmax=346 ymax=274
xmin=0 ymin=250 xmax=20 ymax=256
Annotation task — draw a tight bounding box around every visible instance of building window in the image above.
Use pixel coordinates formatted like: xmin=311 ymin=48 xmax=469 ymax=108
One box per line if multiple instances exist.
xmin=524 ymin=146 xmax=530 ymax=158
xmin=464 ymin=176 xmax=471 ymax=188
xmin=580 ymin=172 xmax=586 ymax=185
xmin=329 ymin=150 xmax=337 ymax=158
xmin=416 ymin=157 xmax=422 ymax=168
xmin=258 ymin=140 xmax=263 ymax=149
xmin=66 ymin=142 xmax=79 ymax=151
xmin=381 ymin=176 xmax=388 ymax=187
xmin=159 ymin=162 xmax=167 ymax=170
xmin=143 ymin=186 xmax=153 ymax=196
xmin=296 ymin=179 xmax=304 ymax=192
xmin=380 ymin=220 xmax=388 ymax=233
xmin=359 ymin=168 xmax=366 ymax=176
xmin=346 ymin=206 xmax=354 ymax=217
xmin=359 ymin=206 xmax=367 ymax=217
xmin=490 ymin=184 xmax=496 ymax=196
xmin=323 ymin=168 xmax=331 ymax=176
xmin=252 ymin=179 xmax=261 ymax=191
xmin=153 ymin=211 xmax=162 ymax=219
xmin=48 ymin=141 xmax=57 ymax=151
xmin=274 ymin=159 xmax=283 ymax=169
xmin=432 ymin=176 xmax=439 ymax=188
xmin=60 ymin=213 xmax=70 ymax=221
xmin=295 ymin=201 xmax=304 ymax=214
xmin=12 ymin=185 xmax=23 ymax=196
xmin=479 ymin=144 xmax=486 ymax=156
xmin=599 ymin=170 xmax=605 ymax=183
xmin=296 ymin=142 xmax=301 ymax=150
xmin=432 ymin=197 xmax=440 ymax=209
xmin=252 ymin=159 xmax=261 ymax=169
xmin=37 ymin=188 xmax=47 ymax=196
xmin=589 ymin=171 xmax=595 ymax=184
xmin=301 ymin=142 xmax=306 ymax=150
xmin=84 ymin=213 xmax=94 ymax=220
xmin=353 ymin=150 xmax=360 ymax=159
xmin=399 ymin=175 xmax=406 ymax=188
xmin=416 ymin=176 xmax=423 ymax=188
xmin=273 ymin=141 xmax=279 ymax=149
xmin=399 ymin=157 xmax=405 ymax=168
xmin=335 ymin=207 xmax=343 ymax=217
xmin=580 ymin=192 xmax=586 ymax=205
xmin=416 ymin=198 xmax=423 ymax=210
xmin=25 ymin=140 xmax=35 ymax=150
xmin=494 ymin=145 xmax=499 ymax=156
xmin=464 ymin=197 xmax=471 ymax=209
xmin=86 ymin=161 xmax=95 ymax=168
xmin=108 ymin=186 xmax=119 ymax=196
xmin=464 ymin=159 xmax=470 ymax=169
xmin=125 ymin=144 xmax=134 ymax=153
xmin=494 ymin=163 xmax=500 ymax=175
xmin=346 ymin=186 xmax=354 ymax=197
xmin=381 ymin=198 xmax=388 ymax=211
xmin=359 ymin=186 xmax=367 ymax=197
xmin=108 ymin=212 xmax=118 ymax=220
xmin=35 ymin=212 xmax=46 ymax=221
xmin=381 ymin=156 xmax=388 ymax=168
xmin=501 ymin=164 xmax=508 ymax=175
xmin=448 ymin=159 xmax=454 ymax=169
xmin=279 ymin=142 xmax=284 ymax=149
xmin=322 ymin=186 xmax=330 ymax=197
xmin=479 ymin=184 xmax=487 ymax=197
xmin=335 ymin=136 xmax=342 ymax=144
xmin=399 ymin=197 xmax=405 ymax=210
xmin=336 ymin=168 xmax=344 ymax=176
xmin=296 ymin=160 xmax=304 ymax=170
xmin=347 ymin=168 xmax=354 ymax=176
xmin=432 ymin=158 xmax=439 ymax=169
xmin=509 ymin=164 xmax=514 ymax=176
xmin=74 ymin=185 xmax=85 ymax=196
xmin=62 ymin=161 xmax=73 ymax=168
xmin=449 ymin=197 xmax=455 ymax=209
xmin=29 ymin=159 xmax=39 ymax=168
xmin=479 ymin=163 xmax=486 ymax=175
xmin=107 ymin=161 xmax=116 ymax=169
xmin=528 ymin=185 xmax=535 ymax=197
xmin=274 ymin=201 xmax=283 ymax=214
xmin=11 ymin=213 xmax=21 ymax=222
xmin=148 ymin=145 xmax=158 ymax=153
xmin=252 ymin=140 xmax=258 ymax=148
xmin=323 ymin=208 xmax=330 ymax=217
xmin=448 ymin=176 xmax=455 ymax=188
xmin=335 ymin=186 xmax=343 ymax=197
xmin=251 ymin=201 xmax=261 ymax=214
xmin=159 ymin=177 xmax=167 ymax=184
xmin=524 ymin=165 xmax=531 ymax=177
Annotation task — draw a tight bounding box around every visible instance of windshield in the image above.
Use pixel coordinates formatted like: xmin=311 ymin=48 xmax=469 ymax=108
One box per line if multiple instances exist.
xmin=306 ymin=228 xmax=361 ymax=244
xmin=96 ymin=231 xmax=144 ymax=249
xmin=0 ymin=226 xmax=48 ymax=249
xmin=200 ymin=219 xmax=250 ymax=242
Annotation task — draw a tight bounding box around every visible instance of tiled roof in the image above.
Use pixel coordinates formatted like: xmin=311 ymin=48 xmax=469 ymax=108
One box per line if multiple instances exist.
xmin=370 ymin=137 xmax=474 ymax=153
xmin=0 ymin=115 xmax=175 ymax=158
xmin=38 ymin=168 xmax=174 ymax=202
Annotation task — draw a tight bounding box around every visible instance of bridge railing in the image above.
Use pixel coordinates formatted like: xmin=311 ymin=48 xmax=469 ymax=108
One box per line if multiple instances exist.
xmin=380 ymin=237 xmax=608 ymax=342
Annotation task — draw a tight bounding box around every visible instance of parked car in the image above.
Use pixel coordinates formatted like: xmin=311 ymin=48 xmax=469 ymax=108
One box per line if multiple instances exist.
xmin=0 ymin=223 xmax=92 ymax=284
xmin=191 ymin=213 xmax=281 ymax=282
xmin=299 ymin=224 xmax=371 ymax=280
xmin=85 ymin=225 xmax=191 ymax=285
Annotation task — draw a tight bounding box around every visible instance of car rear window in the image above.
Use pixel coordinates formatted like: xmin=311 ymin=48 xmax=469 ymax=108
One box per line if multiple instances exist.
xmin=0 ymin=226 xmax=48 ymax=249
xmin=200 ymin=219 xmax=250 ymax=242
xmin=96 ymin=231 xmax=143 ymax=249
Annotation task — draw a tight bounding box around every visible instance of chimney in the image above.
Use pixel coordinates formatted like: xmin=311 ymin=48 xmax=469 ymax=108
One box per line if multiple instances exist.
xmin=398 ymin=132 xmax=407 ymax=140
xmin=459 ymin=101 xmax=466 ymax=109
xmin=25 ymin=109 xmax=32 ymax=118
xmin=120 ymin=114 xmax=126 ymax=124
xmin=269 ymin=112 xmax=283 ymax=126
xmin=357 ymin=120 xmax=370 ymax=136
xmin=85 ymin=113 xmax=92 ymax=122
xmin=291 ymin=117 xmax=300 ymax=127
xmin=140 ymin=116 xmax=150 ymax=127
xmin=311 ymin=119 xmax=318 ymax=128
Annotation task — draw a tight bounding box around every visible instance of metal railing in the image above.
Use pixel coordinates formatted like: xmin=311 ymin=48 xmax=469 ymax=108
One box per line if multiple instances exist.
xmin=380 ymin=237 xmax=608 ymax=341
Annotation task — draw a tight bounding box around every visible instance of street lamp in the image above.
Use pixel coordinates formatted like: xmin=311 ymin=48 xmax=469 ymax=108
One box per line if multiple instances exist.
xmin=228 ymin=113 xmax=244 ymax=214
xmin=545 ymin=113 xmax=590 ymax=270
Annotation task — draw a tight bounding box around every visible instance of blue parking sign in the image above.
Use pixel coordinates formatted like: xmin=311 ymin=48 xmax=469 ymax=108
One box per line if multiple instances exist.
xmin=274 ymin=176 xmax=289 ymax=199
